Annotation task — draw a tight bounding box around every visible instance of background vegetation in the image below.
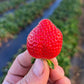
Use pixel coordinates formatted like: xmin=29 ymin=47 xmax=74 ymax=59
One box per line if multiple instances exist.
xmin=0 ymin=0 xmax=27 ymax=14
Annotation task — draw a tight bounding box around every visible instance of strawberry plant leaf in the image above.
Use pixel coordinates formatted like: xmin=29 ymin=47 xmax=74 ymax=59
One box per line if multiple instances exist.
xmin=47 ymin=59 xmax=54 ymax=69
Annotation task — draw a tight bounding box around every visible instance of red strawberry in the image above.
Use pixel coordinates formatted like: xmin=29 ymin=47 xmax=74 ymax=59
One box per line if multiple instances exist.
xmin=27 ymin=19 xmax=63 ymax=59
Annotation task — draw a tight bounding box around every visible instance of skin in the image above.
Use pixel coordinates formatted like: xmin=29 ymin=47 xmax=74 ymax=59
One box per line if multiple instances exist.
xmin=3 ymin=50 xmax=71 ymax=84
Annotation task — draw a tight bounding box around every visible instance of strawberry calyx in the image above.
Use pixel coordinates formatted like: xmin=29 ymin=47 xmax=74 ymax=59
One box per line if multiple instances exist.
xmin=31 ymin=57 xmax=54 ymax=69
xmin=46 ymin=59 xmax=54 ymax=69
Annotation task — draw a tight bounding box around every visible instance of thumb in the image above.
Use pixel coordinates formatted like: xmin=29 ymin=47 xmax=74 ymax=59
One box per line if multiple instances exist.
xmin=17 ymin=59 xmax=49 ymax=84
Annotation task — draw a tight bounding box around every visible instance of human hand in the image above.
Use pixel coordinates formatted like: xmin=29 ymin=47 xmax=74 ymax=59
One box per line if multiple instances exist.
xmin=3 ymin=50 xmax=71 ymax=84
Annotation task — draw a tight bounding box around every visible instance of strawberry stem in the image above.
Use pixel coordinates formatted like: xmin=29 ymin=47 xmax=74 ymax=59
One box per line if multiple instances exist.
xmin=46 ymin=59 xmax=54 ymax=69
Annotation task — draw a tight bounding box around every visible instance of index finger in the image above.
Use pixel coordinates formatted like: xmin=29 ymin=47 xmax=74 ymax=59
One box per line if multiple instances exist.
xmin=3 ymin=50 xmax=32 ymax=84
xmin=49 ymin=58 xmax=64 ymax=83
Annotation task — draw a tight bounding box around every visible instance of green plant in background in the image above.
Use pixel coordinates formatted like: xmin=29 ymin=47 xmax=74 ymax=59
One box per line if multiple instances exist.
xmin=0 ymin=0 xmax=27 ymax=14
xmin=4 ymin=22 xmax=19 ymax=34
xmin=0 ymin=29 xmax=7 ymax=38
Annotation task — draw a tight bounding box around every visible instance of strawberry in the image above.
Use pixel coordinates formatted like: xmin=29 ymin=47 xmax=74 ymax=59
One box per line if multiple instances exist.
xmin=27 ymin=19 xmax=63 ymax=69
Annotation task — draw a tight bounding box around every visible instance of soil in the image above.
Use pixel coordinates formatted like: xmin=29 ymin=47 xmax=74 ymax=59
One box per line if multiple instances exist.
xmin=70 ymin=0 xmax=84 ymax=84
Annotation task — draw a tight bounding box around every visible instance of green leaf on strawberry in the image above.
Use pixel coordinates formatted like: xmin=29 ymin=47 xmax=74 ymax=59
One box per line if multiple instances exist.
xmin=47 ymin=59 xmax=54 ymax=69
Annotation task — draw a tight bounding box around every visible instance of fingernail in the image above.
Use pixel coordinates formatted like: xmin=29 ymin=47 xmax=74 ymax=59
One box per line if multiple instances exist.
xmin=2 ymin=81 xmax=9 ymax=84
xmin=33 ymin=59 xmax=44 ymax=77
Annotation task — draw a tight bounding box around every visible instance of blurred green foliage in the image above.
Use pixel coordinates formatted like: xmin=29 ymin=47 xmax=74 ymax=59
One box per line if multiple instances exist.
xmin=0 ymin=0 xmax=27 ymax=14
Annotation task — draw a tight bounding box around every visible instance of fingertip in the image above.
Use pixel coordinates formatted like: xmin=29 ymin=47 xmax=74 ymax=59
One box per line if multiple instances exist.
xmin=64 ymin=77 xmax=71 ymax=84
xmin=23 ymin=50 xmax=30 ymax=56
xmin=50 ymin=66 xmax=64 ymax=81
xmin=55 ymin=76 xmax=71 ymax=84
xmin=17 ymin=50 xmax=32 ymax=67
